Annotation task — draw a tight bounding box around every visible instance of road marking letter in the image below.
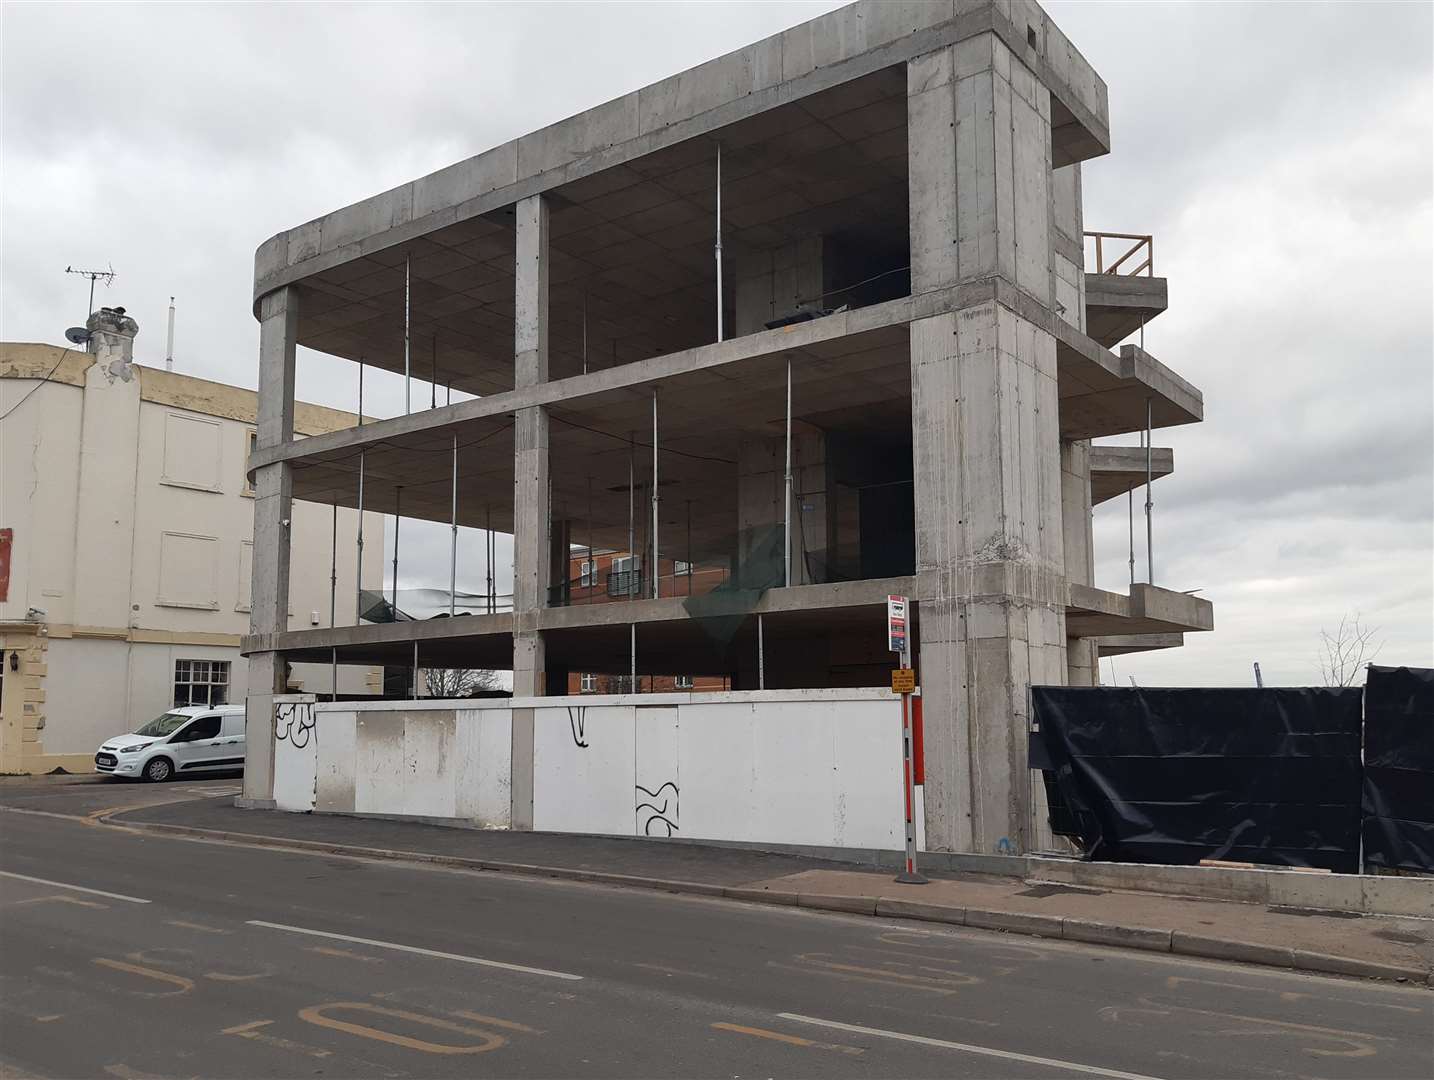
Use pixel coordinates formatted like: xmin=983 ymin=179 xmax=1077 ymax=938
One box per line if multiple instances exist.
xmin=712 ymin=1022 xmax=863 ymax=1056
xmin=299 ymin=1003 xmax=507 ymax=1055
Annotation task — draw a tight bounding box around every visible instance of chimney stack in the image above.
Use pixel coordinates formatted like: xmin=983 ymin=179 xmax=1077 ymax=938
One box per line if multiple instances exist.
xmin=85 ymin=306 xmax=139 ymax=383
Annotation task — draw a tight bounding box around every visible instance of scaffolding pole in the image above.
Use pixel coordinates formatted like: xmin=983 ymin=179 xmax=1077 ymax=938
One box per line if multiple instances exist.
xmin=627 ymin=435 xmax=635 ymax=598
xmin=412 ymin=640 xmax=419 ymax=700
xmin=331 ymin=647 xmax=337 ymax=704
xmin=1128 ymin=487 xmax=1135 ymax=587
xmin=392 ymin=486 xmax=402 ymax=616
xmin=449 ymin=433 xmax=458 ymax=617
xmin=629 ymin=623 xmax=636 ymax=690
xmin=714 ymin=142 xmax=723 ymax=342
xmin=784 ymin=356 xmax=793 ymax=588
xmin=485 ymin=505 xmax=495 ymax=615
xmin=355 ymin=451 xmax=366 ymax=622
xmin=403 ymin=254 xmax=412 ymax=415
xmin=586 ymin=476 xmax=593 ymax=605
xmin=1145 ymin=397 xmax=1154 ymax=584
xmin=357 ymin=357 xmax=364 ymax=427
xmin=757 ymin=613 xmax=766 ymax=690
xmin=329 ymin=504 xmax=338 ymax=628
xmin=651 ymin=392 xmax=660 ymax=600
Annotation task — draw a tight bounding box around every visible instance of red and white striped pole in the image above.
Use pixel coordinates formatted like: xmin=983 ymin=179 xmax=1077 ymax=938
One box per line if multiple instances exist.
xmin=888 ymin=596 xmax=927 ymax=885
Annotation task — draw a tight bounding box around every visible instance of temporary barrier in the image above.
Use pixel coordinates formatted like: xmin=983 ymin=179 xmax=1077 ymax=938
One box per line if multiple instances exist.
xmin=271 ymin=689 xmax=924 ymax=852
xmin=1361 ymin=665 xmax=1434 ymax=872
xmin=1031 ymin=686 xmax=1365 ymax=871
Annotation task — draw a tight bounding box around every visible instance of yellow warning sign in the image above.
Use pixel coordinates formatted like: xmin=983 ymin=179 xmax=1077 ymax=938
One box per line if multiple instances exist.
xmin=891 ymin=669 xmax=916 ymax=694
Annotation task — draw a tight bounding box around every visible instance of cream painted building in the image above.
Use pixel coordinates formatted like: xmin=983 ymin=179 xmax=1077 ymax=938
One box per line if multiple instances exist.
xmin=0 ymin=310 xmax=383 ymax=774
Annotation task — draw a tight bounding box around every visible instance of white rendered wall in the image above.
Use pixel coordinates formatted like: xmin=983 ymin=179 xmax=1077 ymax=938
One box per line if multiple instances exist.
xmin=286 ymin=691 xmax=921 ymax=852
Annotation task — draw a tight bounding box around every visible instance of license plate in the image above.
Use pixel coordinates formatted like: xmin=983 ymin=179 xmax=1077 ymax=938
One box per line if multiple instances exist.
xmin=95 ymin=753 xmax=116 ymax=766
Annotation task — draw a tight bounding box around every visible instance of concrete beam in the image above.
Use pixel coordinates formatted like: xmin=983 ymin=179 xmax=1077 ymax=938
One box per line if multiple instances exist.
xmin=248 ymin=277 xmax=1201 ymax=478
xmin=252 ymin=1 xmax=1109 ymax=305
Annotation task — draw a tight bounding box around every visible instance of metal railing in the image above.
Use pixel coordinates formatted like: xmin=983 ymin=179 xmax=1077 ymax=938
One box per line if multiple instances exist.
xmin=1085 ymin=232 xmax=1154 ymax=276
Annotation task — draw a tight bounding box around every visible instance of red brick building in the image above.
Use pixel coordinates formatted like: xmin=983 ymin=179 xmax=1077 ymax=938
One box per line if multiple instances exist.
xmin=561 ymin=549 xmax=730 ymax=694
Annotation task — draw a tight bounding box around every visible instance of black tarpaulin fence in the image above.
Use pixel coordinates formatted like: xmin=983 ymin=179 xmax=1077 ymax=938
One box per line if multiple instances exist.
xmin=1031 ymin=686 xmax=1367 ymax=872
xmin=1362 ymin=665 xmax=1434 ymax=872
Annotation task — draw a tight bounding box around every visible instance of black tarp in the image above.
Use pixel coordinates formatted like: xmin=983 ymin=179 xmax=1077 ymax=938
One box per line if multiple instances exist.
xmin=1361 ymin=666 xmax=1434 ymax=872
xmin=1031 ymin=686 xmax=1365 ymax=871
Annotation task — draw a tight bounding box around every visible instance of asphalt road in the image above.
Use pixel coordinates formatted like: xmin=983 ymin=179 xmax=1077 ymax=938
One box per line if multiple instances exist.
xmin=0 ymin=779 xmax=1430 ymax=1079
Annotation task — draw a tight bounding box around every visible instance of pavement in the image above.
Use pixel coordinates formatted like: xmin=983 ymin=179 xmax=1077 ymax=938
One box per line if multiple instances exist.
xmin=82 ymin=783 xmax=1434 ymax=988
xmin=1 ymin=775 xmax=1431 ymax=1079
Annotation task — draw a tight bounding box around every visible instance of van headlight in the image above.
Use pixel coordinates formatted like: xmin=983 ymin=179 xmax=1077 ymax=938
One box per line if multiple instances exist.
xmin=119 ymin=743 xmax=152 ymax=754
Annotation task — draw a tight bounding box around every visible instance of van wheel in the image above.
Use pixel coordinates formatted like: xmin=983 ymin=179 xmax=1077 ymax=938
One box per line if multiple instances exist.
xmin=143 ymin=757 xmax=174 ymax=783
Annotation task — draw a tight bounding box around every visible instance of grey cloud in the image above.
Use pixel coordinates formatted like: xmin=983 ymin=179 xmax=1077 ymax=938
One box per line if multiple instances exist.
xmin=2 ymin=1 xmax=1429 ymax=686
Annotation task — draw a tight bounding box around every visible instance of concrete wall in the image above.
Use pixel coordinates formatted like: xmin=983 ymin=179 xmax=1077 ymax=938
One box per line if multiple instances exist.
xmin=275 ymin=690 xmax=920 ymax=851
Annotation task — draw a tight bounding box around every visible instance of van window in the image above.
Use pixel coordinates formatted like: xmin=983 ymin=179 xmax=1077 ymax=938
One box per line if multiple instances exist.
xmin=175 ymin=715 xmax=221 ymax=742
xmin=220 ymin=713 xmax=246 ymax=738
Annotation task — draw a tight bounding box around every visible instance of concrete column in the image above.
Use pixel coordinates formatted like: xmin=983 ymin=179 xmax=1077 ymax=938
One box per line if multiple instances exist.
xmin=243 ymin=286 xmax=299 ymax=806
xmin=511 ymin=194 xmax=550 ymax=830
xmin=908 ymin=36 xmax=1066 ymax=856
xmin=1061 ymin=440 xmax=1098 ymax=687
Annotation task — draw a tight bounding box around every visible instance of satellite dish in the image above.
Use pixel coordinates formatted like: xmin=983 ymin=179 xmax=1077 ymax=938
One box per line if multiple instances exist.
xmin=64 ymin=327 xmax=90 ymax=345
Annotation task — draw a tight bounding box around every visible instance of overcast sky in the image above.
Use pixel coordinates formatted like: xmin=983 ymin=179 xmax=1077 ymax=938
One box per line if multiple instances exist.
xmin=3 ymin=1 xmax=1430 ymax=685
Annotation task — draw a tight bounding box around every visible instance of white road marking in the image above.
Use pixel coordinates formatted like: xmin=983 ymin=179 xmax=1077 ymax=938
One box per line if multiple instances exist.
xmin=777 ymin=1013 xmax=1166 ymax=1080
xmin=246 ymin=920 xmax=583 ymax=981
xmin=0 ymin=869 xmax=150 ymax=904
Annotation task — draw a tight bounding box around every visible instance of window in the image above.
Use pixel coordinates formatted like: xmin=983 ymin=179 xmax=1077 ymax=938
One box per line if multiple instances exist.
xmin=160 ymin=413 xmax=223 ymax=492
xmin=608 ymin=555 xmax=641 ymax=597
xmin=174 ymin=659 xmax=230 ymax=707
xmin=174 ymin=714 xmax=221 ymax=742
xmin=674 ymin=674 xmax=694 ymax=689
xmin=242 ymin=430 xmax=258 ymax=496
xmin=674 ymin=560 xmax=692 ymax=576
xmin=579 ymin=560 xmax=595 ymax=587
xmin=579 ymin=673 xmax=597 ymax=693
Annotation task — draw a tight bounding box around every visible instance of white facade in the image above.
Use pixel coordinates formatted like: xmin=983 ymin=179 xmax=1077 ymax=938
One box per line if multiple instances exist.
xmin=0 ymin=337 xmax=383 ymax=773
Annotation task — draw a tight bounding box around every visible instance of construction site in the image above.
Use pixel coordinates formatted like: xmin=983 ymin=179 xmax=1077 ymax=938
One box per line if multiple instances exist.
xmin=241 ymin=0 xmax=1215 ymax=856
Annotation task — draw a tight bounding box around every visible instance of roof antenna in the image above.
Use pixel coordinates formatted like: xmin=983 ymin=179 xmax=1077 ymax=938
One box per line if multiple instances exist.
xmin=65 ymin=263 xmax=116 ymax=319
xmin=166 ymin=296 xmax=176 ymax=372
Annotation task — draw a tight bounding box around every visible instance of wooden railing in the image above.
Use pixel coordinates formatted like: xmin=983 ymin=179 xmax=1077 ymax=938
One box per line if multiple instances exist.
xmin=1085 ymin=232 xmax=1154 ymax=276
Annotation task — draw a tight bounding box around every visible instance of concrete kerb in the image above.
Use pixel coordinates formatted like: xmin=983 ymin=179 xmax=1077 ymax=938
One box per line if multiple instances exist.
xmin=101 ymin=814 xmax=1432 ymax=988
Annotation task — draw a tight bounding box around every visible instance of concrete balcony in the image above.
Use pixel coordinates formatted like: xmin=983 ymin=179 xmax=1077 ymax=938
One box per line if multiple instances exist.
xmin=1084 ymin=273 xmax=1167 ymax=349
xmin=1090 ymin=444 xmax=1174 ymax=506
xmin=1065 ymin=582 xmax=1213 ymax=639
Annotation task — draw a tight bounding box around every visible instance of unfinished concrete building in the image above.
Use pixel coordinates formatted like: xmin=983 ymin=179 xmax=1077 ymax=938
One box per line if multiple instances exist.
xmin=242 ymin=0 xmax=1212 ymax=855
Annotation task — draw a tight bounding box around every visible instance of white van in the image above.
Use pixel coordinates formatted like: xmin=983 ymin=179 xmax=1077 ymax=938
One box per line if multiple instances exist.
xmin=94 ymin=704 xmax=245 ymax=782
